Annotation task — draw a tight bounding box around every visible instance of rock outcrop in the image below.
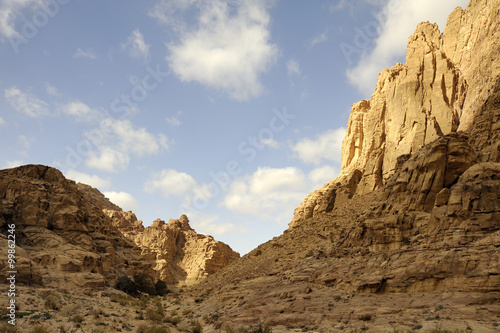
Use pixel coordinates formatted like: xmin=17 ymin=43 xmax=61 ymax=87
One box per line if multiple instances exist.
xmin=190 ymin=0 xmax=500 ymax=329
xmin=106 ymin=210 xmax=240 ymax=286
xmin=291 ymin=0 xmax=500 ymax=226
xmin=0 ymin=165 xmax=154 ymax=289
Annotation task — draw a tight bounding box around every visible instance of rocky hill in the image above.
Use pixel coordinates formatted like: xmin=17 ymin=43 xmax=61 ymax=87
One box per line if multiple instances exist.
xmin=186 ymin=0 xmax=500 ymax=330
xmin=0 ymin=165 xmax=239 ymax=291
xmin=105 ymin=210 xmax=240 ymax=287
xmin=0 ymin=165 xmax=154 ymax=289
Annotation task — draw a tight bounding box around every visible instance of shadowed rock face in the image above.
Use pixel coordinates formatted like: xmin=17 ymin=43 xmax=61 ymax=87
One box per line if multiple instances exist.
xmin=0 ymin=164 xmax=154 ymax=289
xmin=189 ymin=0 xmax=500 ymax=328
xmin=105 ymin=210 xmax=240 ymax=286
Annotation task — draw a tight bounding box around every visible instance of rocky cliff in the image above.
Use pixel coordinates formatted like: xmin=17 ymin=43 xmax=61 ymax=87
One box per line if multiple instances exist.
xmin=190 ymin=0 xmax=500 ymax=329
xmin=105 ymin=210 xmax=240 ymax=286
xmin=0 ymin=165 xmax=239 ymax=290
xmin=0 ymin=165 xmax=154 ymax=289
xmin=291 ymin=0 xmax=500 ymax=226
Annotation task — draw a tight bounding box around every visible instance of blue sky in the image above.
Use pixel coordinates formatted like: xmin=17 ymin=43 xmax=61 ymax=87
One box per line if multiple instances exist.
xmin=0 ymin=0 xmax=468 ymax=255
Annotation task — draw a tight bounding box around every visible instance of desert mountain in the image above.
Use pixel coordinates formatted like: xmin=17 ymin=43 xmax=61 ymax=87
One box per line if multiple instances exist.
xmin=0 ymin=165 xmax=238 ymax=290
xmin=185 ymin=0 xmax=500 ymax=330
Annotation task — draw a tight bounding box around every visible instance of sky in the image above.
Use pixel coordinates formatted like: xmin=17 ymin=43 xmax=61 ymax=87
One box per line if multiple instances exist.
xmin=0 ymin=0 xmax=469 ymax=255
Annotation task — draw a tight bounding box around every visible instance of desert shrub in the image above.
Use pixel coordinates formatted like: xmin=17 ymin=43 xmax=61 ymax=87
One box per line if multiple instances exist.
xmin=116 ymin=275 xmax=139 ymax=296
xmin=154 ymin=280 xmax=170 ymax=296
xmin=110 ymin=293 xmax=130 ymax=306
xmin=145 ymin=307 xmax=164 ymax=323
xmin=44 ymin=295 xmax=61 ymax=310
xmin=165 ymin=315 xmax=181 ymax=325
xmin=134 ymin=273 xmax=156 ymax=295
xmin=190 ymin=320 xmax=203 ymax=333
xmin=71 ymin=314 xmax=84 ymax=323
xmin=247 ymin=322 xmax=273 ymax=333
xmin=358 ymin=314 xmax=373 ymax=321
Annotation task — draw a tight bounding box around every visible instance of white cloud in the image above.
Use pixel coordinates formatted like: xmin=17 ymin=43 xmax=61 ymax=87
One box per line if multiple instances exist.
xmin=4 ymin=86 xmax=50 ymax=117
xmin=330 ymin=0 xmax=348 ymax=12
xmin=163 ymin=0 xmax=278 ymax=100
xmin=346 ymin=0 xmax=469 ymax=95
xmin=101 ymin=119 xmax=170 ymax=157
xmin=0 ymin=0 xmax=44 ymax=39
xmin=308 ymin=165 xmax=339 ymax=187
xmin=45 ymin=82 xmax=61 ymax=97
xmin=61 ymin=102 xmax=170 ymax=173
xmin=62 ymin=101 xmax=104 ymax=123
xmin=166 ymin=112 xmax=183 ymax=126
xmin=122 ymin=29 xmax=150 ymax=61
xmin=259 ymin=138 xmax=279 ymax=149
xmin=73 ymin=48 xmax=97 ymax=59
xmin=309 ymin=31 xmax=328 ymax=47
xmin=0 ymin=116 xmax=5 ymax=125
xmin=2 ymin=160 xmax=24 ymax=169
xmin=189 ymin=213 xmax=246 ymax=236
xmin=86 ymin=147 xmax=130 ymax=173
xmin=64 ymin=170 xmax=111 ymax=189
xmin=144 ymin=168 xmax=198 ymax=198
xmin=103 ymin=191 xmax=139 ymax=212
xmin=287 ymin=59 xmax=300 ymax=76
xmin=291 ymin=128 xmax=346 ymax=165
xmin=222 ymin=167 xmax=308 ymax=224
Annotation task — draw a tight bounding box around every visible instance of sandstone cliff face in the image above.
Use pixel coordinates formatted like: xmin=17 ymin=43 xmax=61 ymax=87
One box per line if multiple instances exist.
xmin=291 ymin=0 xmax=500 ymax=226
xmin=0 ymin=165 xmax=154 ymax=289
xmin=106 ymin=211 xmax=240 ymax=286
xmin=192 ymin=0 xmax=500 ymax=328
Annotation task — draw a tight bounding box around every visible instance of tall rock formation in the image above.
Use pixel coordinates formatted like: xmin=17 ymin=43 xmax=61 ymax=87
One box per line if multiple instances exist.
xmin=192 ymin=0 xmax=500 ymax=329
xmin=291 ymin=0 xmax=500 ymax=226
xmin=105 ymin=210 xmax=240 ymax=286
xmin=0 ymin=165 xmax=154 ymax=289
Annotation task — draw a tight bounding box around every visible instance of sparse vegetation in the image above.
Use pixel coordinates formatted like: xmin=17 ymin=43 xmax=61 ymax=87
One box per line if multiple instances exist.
xmin=358 ymin=314 xmax=373 ymax=321
xmin=42 ymin=293 xmax=61 ymax=310
xmin=71 ymin=314 xmax=84 ymax=323
xmin=190 ymin=320 xmax=203 ymax=333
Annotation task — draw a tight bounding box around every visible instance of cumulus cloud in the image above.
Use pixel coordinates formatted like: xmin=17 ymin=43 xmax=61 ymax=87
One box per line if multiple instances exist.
xmin=309 ymin=31 xmax=328 ymax=47
xmin=64 ymin=170 xmax=111 ymax=189
xmin=4 ymin=86 xmax=50 ymax=117
xmin=157 ymin=0 xmax=278 ymax=100
xmin=259 ymin=138 xmax=279 ymax=149
xmin=308 ymin=165 xmax=339 ymax=187
xmin=189 ymin=213 xmax=246 ymax=236
xmin=291 ymin=128 xmax=346 ymax=165
xmin=144 ymin=168 xmax=198 ymax=198
xmin=73 ymin=48 xmax=97 ymax=59
xmin=346 ymin=0 xmax=469 ymax=95
xmin=103 ymin=191 xmax=139 ymax=212
xmin=60 ymin=100 xmax=170 ymax=172
xmin=222 ymin=167 xmax=308 ymax=224
xmin=2 ymin=160 xmax=24 ymax=169
xmin=61 ymin=101 xmax=104 ymax=123
xmin=122 ymin=29 xmax=150 ymax=61
xmin=0 ymin=0 xmax=44 ymax=39
xmin=86 ymin=147 xmax=130 ymax=173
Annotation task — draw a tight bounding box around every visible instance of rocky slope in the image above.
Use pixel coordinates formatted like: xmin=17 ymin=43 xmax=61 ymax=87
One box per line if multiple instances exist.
xmin=0 ymin=165 xmax=154 ymax=289
xmin=0 ymin=165 xmax=239 ymax=290
xmin=105 ymin=210 xmax=240 ymax=286
xmin=189 ymin=0 xmax=500 ymax=330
